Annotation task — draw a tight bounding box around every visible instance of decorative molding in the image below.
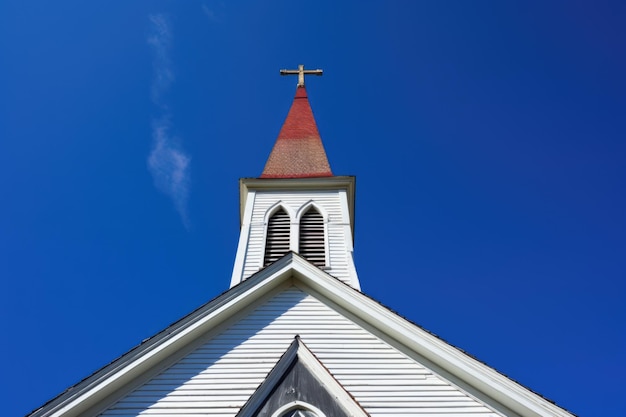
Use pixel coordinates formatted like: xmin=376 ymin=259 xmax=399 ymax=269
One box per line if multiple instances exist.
xmin=295 ymin=200 xmax=329 ymax=222
xmin=239 ymin=177 xmax=355 ymax=236
xmin=264 ymin=201 xmax=297 ymax=224
xmin=271 ymin=402 xmax=326 ymax=417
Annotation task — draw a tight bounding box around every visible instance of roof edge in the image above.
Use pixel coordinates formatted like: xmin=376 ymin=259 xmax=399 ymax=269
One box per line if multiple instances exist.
xmin=30 ymin=253 xmax=575 ymax=417
xmin=27 ymin=255 xmax=300 ymax=417
xmin=289 ymin=257 xmax=576 ymax=417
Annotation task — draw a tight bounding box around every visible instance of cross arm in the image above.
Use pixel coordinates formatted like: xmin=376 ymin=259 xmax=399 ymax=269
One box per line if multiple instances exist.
xmin=280 ymin=65 xmax=323 ymax=87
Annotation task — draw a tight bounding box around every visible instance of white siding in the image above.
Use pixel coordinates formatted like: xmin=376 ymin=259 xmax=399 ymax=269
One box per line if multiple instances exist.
xmin=101 ymin=288 xmax=501 ymax=417
xmin=237 ymin=190 xmax=357 ymax=286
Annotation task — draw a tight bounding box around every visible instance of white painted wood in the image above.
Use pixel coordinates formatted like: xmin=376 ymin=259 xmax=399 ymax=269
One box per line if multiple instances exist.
xmin=270 ymin=402 xmax=327 ymax=417
xmin=231 ymin=177 xmax=360 ymax=289
xmin=100 ymin=288 xmax=501 ymax=417
xmin=230 ymin=190 xmax=256 ymax=287
xmin=33 ymin=254 xmax=574 ymax=417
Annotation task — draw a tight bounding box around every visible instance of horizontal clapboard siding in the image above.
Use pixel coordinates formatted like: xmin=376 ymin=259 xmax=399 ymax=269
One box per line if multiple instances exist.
xmin=242 ymin=191 xmax=354 ymax=285
xmin=101 ymin=288 xmax=501 ymax=417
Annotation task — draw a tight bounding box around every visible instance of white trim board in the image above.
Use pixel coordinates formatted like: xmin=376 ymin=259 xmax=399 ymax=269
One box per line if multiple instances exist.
xmin=29 ymin=253 xmax=574 ymax=417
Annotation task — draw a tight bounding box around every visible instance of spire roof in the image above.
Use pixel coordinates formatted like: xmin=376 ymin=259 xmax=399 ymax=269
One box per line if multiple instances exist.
xmin=261 ymin=86 xmax=333 ymax=178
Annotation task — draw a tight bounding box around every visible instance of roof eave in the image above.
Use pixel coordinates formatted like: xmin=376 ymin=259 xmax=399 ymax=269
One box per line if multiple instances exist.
xmin=27 ymin=256 xmax=298 ymax=417
xmin=30 ymin=253 xmax=575 ymax=417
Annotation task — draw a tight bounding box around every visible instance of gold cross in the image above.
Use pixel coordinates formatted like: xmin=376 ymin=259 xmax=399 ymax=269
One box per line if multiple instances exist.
xmin=280 ymin=64 xmax=323 ymax=87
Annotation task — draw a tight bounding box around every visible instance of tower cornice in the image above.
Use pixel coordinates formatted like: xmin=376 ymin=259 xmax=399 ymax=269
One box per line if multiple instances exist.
xmin=239 ymin=176 xmax=356 ymax=240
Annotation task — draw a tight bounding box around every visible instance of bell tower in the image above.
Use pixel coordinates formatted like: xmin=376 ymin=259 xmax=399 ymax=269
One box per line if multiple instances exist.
xmin=230 ymin=66 xmax=359 ymax=289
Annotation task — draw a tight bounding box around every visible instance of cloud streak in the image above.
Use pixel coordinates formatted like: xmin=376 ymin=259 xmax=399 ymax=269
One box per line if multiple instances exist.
xmin=148 ymin=14 xmax=173 ymax=104
xmin=147 ymin=14 xmax=191 ymax=227
xmin=201 ymin=4 xmax=216 ymax=21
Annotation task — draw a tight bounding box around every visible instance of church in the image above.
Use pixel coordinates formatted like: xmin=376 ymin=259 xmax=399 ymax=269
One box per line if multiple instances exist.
xmin=29 ymin=66 xmax=575 ymax=417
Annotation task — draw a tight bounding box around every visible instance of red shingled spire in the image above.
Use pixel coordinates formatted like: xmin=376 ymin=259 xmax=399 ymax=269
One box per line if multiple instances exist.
xmin=261 ymin=86 xmax=333 ymax=178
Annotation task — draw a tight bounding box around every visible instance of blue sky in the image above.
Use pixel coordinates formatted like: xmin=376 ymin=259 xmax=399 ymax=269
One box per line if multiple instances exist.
xmin=1 ymin=1 xmax=624 ymax=416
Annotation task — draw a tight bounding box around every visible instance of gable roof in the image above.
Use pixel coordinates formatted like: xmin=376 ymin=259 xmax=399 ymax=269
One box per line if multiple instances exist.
xmin=261 ymin=86 xmax=333 ymax=179
xmin=28 ymin=253 xmax=575 ymax=417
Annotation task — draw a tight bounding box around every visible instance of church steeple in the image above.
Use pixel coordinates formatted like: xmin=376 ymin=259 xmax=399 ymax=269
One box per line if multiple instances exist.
xmin=261 ymin=71 xmax=332 ymax=178
xmin=231 ymin=66 xmax=359 ymax=290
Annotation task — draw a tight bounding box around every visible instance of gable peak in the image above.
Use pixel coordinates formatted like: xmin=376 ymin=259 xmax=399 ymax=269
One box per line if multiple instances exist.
xmin=235 ymin=336 xmax=369 ymax=417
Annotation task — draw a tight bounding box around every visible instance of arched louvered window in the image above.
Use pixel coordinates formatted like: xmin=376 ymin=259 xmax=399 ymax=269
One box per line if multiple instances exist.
xmin=299 ymin=208 xmax=325 ymax=267
xmin=264 ymin=208 xmax=291 ymax=266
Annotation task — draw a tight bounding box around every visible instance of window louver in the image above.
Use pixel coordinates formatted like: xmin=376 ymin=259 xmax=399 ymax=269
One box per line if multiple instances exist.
xmin=299 ymin=209 xmax=325 ymax=267
xmin=264 ymin=209 xmax=290 ymax=266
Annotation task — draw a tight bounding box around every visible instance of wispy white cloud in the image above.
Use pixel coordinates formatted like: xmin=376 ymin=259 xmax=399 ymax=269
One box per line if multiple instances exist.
xmin=148 ymin=118 xmax=190 ymax=227
xmin=147 ymin=14 xmax=191 ymax=228
xmin=147 ymin=14 xmax=174 ymax=105
xmin=201 ymin=4 xmax=216 ymax=21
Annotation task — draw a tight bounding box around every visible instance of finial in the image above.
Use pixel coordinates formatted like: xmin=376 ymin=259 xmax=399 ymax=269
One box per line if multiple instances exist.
xmin=280 ymin=64 xmax=323 ymax=87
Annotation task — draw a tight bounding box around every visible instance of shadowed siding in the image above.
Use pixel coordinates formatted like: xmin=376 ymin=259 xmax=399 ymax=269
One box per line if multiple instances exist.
xmin=101 ymin=288 xmax=501 ymax=417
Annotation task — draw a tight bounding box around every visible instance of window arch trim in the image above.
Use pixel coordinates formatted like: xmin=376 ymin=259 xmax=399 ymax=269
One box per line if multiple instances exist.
xmin=271 ymin=401 xmax=327 ymax=417
xmin=295 ymin=200 xmax=329 ymax=223
xmin=263 ymin=201 xmax=296 ymax=225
